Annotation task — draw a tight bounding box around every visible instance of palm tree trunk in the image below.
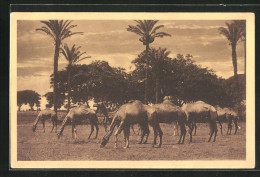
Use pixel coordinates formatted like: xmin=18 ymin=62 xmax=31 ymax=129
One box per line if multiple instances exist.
xmin=244 ymin=39 xmax=246 ymax=75
xmin=155 ymin=77 xmax=160 ymax=103
xmin=67 ymin=67 xmax=71 ymax=113
xmin=145 ymin=44 xmax=150 ymax=104
xmin=232 ymin=44 xmax=240 ymax=100
xmin=53 ymin=40 xmax=60 ymax=114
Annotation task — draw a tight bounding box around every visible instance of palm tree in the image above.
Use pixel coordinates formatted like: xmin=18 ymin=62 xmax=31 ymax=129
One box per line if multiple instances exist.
xmin=36 ymin=20 xmax=83 ymax=114
xmin=60 ymin=44 xmax=90 ymax=112
xmin=149 ymin=48 xmax=170 ymax=103
xmin=233 ymin=20 xmax=246 ymax=75
xmin=219 ymin=21 xmax=244 ymax=100
xmin=127 ymin=20 xmax=171 ymax=103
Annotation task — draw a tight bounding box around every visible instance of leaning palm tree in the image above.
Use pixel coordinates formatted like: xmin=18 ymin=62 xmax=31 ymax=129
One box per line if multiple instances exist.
xmin=60 ymin=44 xmax=90 ymax=112
xmin=233 ymin=20 xmax=246 ymax=74
xmin=219 ymin=21 xmax=244 ymax=99
xmin=36 ymin=20 xmax=83 ymax=114
xmin=149 ymin=48 xmax=171 ymax=103
xmin=127 ymin=20 xmax=171 ymax=103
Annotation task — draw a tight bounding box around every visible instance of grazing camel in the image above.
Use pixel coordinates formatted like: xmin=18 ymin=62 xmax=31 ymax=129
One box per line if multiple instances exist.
xmin=151 ymin=100 xmax=190 ymax=144
xmin=94 ymin=101 xmax=139 ymax=134
xmin=32 ymin=108 xmax=57 ymax=133
xmin=100 ymin=100 xmax=163 ymax=148
xmin=57 ymin=105 xmax=99 ymax=139
xmin=182 ymin=101 xmax=219 ymax=142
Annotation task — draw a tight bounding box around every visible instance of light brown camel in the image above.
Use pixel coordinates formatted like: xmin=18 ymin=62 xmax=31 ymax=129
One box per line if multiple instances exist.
xmin=182 ymin=101 xmax=219 ymax=142
xmin=100 ymin=100 xmax=163 ymax=148
xmin=94 ymin=102 xmax=139 ymax=134
xmin=151 ymin=100 xmax=190 ymax=144
xmin=32 ymin=108 xmax=57 ymax=133
xmin=57 ymin=105 xmax=99 ymax=139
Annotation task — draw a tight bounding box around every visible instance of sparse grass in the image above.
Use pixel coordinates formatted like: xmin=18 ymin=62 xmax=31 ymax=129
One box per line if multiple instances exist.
xmin=17 ymin=111 xmax=246 ymax=161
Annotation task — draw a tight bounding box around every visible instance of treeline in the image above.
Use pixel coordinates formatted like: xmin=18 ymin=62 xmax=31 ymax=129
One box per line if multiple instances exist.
xmin=48 ymin=49 xmax=245 ymax=109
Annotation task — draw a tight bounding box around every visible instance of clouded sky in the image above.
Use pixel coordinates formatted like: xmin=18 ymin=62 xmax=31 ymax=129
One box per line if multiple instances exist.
xmin=17 ymin=20 xmax=245 ymax=95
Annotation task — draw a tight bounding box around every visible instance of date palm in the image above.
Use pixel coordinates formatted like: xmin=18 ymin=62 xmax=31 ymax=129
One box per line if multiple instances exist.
xmin=219 ymin=21 xmax=244 ymax=99
xmin=60 ymin=44 xmax=90 ymax=112
xmin=36 ymin=20 xmax=83 ymax=114
xmin=127 ymin=20 xmax=171 ymax=103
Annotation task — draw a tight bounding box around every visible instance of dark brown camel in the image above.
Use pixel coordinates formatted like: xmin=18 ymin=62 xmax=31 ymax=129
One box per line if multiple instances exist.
xmin=57 ymin=105 xmax=99 ymax=139
xmin=100 ymin=100 xmax=163 ymax=148
xmin=151 ymin=100 xmax=190 ymax=144
xmin=32 ymin=108 xmax=57 ymax=133
xmin=182 ymin=101 xmax=219 ymax=142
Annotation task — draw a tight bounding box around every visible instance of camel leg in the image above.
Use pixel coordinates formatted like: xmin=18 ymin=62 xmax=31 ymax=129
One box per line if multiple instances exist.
xmin=94 ymin=123 xmax=99 ymax=139
xmin=157 ymin=125 xmax=163 ymax=148
xmin=234 ymin=120 xmax=238 ymax=135
xmin=218 ymin=121 xmax=223 ymax=135
xmin=114 ymin=134 xmax=118 ymax=148
xmin=72 ymin=124 xmax=75 ymax=139
xmin=182 ymin=126 xmax=186 ymax=144
xmin=55 ymin=120 xmax=57 ymax=133
xmin=42 ymin=119 xmax=45 ymax=133
xmin=152 ymin=128 xmax=158 ymax=147
xmin=124 ymin=125 xmax=130 ymax=148
xmin=74 ymin=127 xmax=77 ymax=139
xmin=131 ymin=125 xmax=135 ymax=135
xmin=143 ymin=124 xmax=150 ymax=144
xmin=208 ymin=123 xmax=214 ymax=142
xmin=187 ymin=122 xmax=193 ymax=143
xmin=50 ymin=120 xmax=54 ymax=133
xmin=193 ymin=122 xmax=197 ymax=136
xmin=177 ymin=122 xmax=179 ymax=136
xmin=138 ymin=124 xmax=146 ymax=144
xmin=213 ymin=126 xmax=218 ymax=142
xmin=88 ymin=125 xmax=94 ymax=139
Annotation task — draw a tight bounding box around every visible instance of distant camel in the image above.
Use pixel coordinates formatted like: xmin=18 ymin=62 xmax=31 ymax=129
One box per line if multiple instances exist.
xmin=100 ymin=100 xmax=163 ymax=148
xmin=32 ymin=108 xmax=57 ymax=133
xmin=182 ymin=101 xmax=219 ymax=142
xmin=215 ymin=106 xmax=239 ymax=135
xmin=57 ymin=105 xmax=99 ymax=139
xmin=151 ymin=100 xmax=191 ymax=144
xmin=227 ymin=111 xmax=239 ymax=135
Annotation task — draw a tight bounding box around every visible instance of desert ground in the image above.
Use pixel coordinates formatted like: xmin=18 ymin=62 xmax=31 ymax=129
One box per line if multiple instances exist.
xmin=17 ymin=111 xmax=246 ymax=161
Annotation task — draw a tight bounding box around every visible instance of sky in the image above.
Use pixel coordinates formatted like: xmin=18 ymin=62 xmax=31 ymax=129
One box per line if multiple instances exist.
xmin=17 ymin=20 xmax=245 ymax=109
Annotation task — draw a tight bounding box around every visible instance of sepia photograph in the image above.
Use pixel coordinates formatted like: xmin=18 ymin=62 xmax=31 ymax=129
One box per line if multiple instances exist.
xmin=10 ymin=12 xmax=255 ymax=168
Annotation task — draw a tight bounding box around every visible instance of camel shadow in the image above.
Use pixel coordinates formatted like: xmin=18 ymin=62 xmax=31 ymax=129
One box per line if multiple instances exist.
xmin=72 ymin=140 xmax=91 ymax=144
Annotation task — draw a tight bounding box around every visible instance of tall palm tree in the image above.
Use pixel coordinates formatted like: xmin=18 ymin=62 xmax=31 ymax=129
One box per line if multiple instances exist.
xmin=149 ymin=48 xmax=170 ymax=103
xmin=60 ymin=44 xmax=90 ymax=112
xmin=36 ymin=20 xmax=83 ymax=114
xmin=233 ymin=20 xmax=246 ymax=75
xmin=127 ymin=20 xmax=171 ymax=103
xmin=219 ymin=21 xmax=244 ymax=100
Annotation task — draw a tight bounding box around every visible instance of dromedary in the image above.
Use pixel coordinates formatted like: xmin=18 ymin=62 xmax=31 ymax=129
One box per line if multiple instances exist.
xmin=32 ymin=108 xmax=57 ymax=133
xmin=57 ymin=105 xmax=99 ymax=139
xmin=182 ymin=101 xmax=219 ymax=142
xmin=94 ymin=101 xmax=140 ymax=134
xmin=100 ymin=100 xmax=163 ymax=148
xmin=215 ymin=106 xmax=239 ymax=135
xmin=151 ymin=100 xmax=190 ymax=144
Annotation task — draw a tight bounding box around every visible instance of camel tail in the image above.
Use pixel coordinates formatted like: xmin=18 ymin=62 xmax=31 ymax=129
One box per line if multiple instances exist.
xmin=32 ymin=112 xmax=41 ymax=132
xmin=58 ymin=114 xmax=70 ymax=137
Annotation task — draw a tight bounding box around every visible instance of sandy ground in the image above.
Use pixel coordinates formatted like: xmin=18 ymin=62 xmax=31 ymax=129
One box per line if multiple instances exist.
xmin=17 ymin=111 xmax=246 ymax=161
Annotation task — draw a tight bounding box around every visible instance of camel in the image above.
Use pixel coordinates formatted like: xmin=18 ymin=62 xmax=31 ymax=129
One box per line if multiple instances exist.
xmin=100 ymin=100 xmax=163 ymax=148
xmin=215 ymin=106 xmax=239 ymax=135
xmin=151 ymin=100 xmax=190 ymax=144
xmin=227 ymin=111 xmax=239 ymax=135
xmin=182 ymin=101 xmax=219 ymax=142
xmin=32 ymin=108 xmax=57 ymax=133
xmin=57 ymin=104 xmax=99 ymax=139
xmin=94 ymin=101 xmax=140 ymax=134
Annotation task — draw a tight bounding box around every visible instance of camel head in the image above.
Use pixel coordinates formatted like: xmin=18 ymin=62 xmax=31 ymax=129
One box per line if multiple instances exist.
xmin=100 ymin=136 xmax=109 ymax=148
xmin=32 ymin=125 xmax=36 ymax=132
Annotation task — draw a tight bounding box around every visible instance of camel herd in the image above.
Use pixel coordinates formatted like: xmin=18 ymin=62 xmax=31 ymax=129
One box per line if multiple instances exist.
xmin=32 ymin=100 xmax=239 ymax=148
